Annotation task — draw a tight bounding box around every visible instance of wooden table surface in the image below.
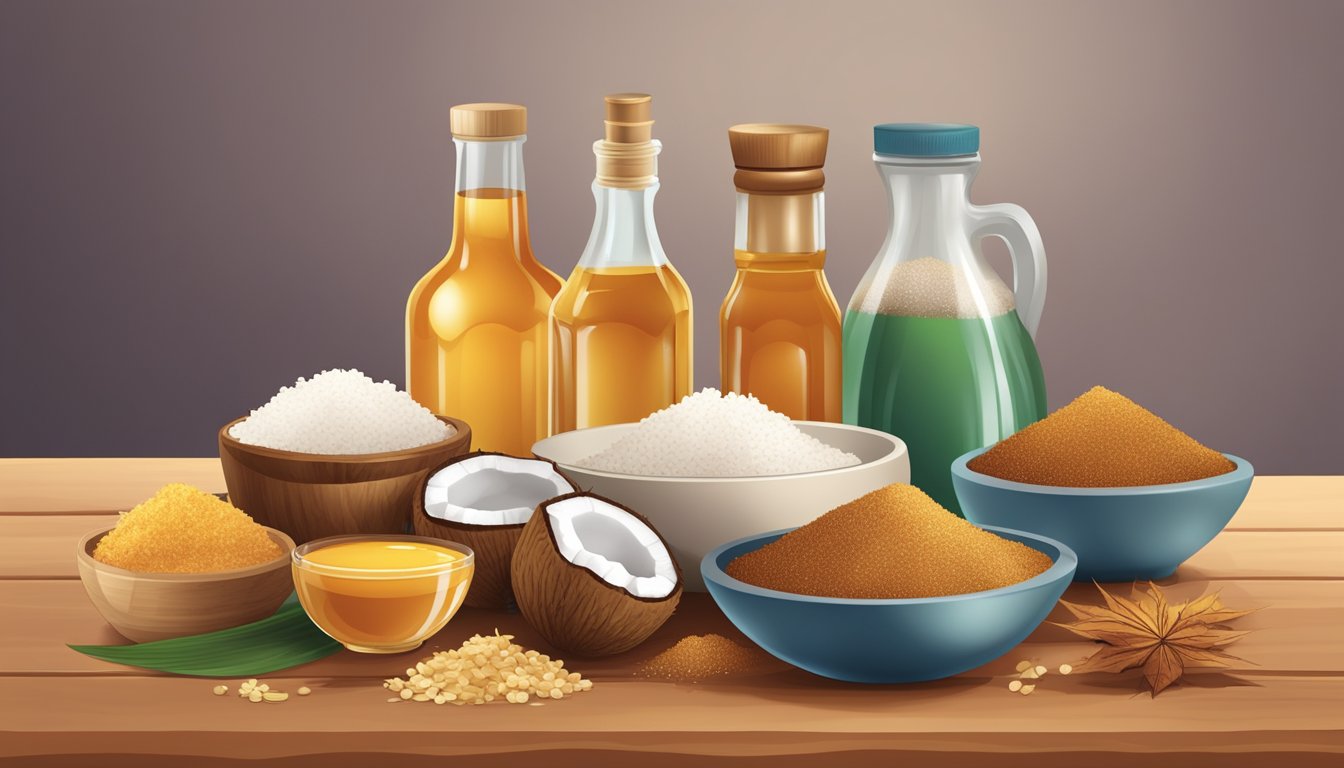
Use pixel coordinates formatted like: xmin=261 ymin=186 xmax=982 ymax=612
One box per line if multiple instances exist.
xmin=1 ymin=459 xmax=1341 ymax=767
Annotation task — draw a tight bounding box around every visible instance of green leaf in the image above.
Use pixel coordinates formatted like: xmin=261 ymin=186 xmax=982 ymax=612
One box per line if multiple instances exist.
xmin=69 ymin=600 xmax=341 ymax=677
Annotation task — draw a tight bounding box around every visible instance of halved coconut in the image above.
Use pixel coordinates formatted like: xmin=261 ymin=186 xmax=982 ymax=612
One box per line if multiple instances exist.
xmin=413 ymin=452 xmax=575 ymax=608
xmin=511 ymin=491 xmax=682 ymax=657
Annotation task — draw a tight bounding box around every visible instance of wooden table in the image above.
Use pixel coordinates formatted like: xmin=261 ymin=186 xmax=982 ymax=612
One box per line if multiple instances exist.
xmin=1 ymin=459 xmax=1340 ymax=767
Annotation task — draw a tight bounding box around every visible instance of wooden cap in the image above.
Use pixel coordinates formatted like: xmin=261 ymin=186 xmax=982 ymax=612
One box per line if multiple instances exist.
xmin=450 ymin=103 xmax=527 ymax=139
xmin=729 ymin=124 xmax=828 ymax=170
xmin=729 ymin=124 xmax=828 ymax=193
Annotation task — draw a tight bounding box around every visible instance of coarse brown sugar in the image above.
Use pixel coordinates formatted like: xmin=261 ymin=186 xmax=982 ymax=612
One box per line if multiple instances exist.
xmin=725 ymin=484 xmax=1053 ymax=599
xmin=93 ymin=484 xmax=281 ymax=573
xmin=639 ymin=634 xmax=771 ymax=681
xmin=967 ymin=386 xmax=1236 ymax=487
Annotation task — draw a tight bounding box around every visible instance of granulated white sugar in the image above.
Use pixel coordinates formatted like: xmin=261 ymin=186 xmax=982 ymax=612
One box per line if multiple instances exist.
xmin=576 ymin=389 xmax=860 ymax=477
xmin=229 ymin=369 xmax=452 ymax=455
xmin=858 ymin=256 xmax=1016 ymax=318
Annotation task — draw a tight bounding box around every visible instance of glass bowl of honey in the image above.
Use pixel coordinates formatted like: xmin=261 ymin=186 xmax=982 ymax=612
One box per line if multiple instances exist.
xmin=292 ymin=535 xmax=474 ymax=654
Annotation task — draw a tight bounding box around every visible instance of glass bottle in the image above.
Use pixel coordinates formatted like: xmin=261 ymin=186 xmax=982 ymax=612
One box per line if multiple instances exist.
xmin=550 ymin=93 xmax=692 ymax=432
xmin=720 ymin=124 xmax=842 ymax=422
xmin=843 ymin=123 xmax=1047 ymax=513
xmin=407 ymin=103 xmax=563 ymax=456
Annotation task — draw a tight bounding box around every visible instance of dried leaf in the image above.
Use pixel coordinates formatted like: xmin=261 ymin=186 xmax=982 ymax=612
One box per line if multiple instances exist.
xmin=1054 ymin=582 xmax=1254 ymax=696
xmin=1055 ymin=598 xmax=1152 ymax=636
xmin=1168 ymin=644 xmax=1251 ymax=669
xmin=1076 ymin=643 xmax=1157 ymax=674
xmin=1180 ymin=592 xmax=1258 ymax=626
xmin=1143 ymin=644 xmax=1185 ymax=695
xmin=1097 ymin=585 xmax=1162 ymax=635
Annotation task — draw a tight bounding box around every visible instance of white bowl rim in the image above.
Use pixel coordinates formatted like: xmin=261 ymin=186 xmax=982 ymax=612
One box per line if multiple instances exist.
xmin=701 ymin=524 xmax=1078 ymax=606
xmin=532 ymin=421 xmax=908 ymax=483
xmin=950 ymin=450 xmax=1254 ymax=497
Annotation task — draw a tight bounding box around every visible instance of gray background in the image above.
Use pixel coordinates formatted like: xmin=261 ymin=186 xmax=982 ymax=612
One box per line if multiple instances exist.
xmin=2 ymin=0 xmax=1341 ymax=472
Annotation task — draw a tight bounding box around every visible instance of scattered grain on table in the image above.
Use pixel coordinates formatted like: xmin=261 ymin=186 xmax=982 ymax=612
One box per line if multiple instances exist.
xmin=237 ymin=678 xmax=295 ymax=703
xmin=384 ymin=631 xmax=592 ymax=706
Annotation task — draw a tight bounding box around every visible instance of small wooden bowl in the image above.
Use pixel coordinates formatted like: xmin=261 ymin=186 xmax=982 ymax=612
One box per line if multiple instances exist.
xmin=218 ymin=415 xmax=471 ymax=544
xmin=76 ymin=526 xmax=296 ymax=643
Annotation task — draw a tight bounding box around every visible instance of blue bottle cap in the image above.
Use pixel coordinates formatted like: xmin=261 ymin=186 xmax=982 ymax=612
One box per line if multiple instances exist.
xmin=874 ymin=124 xmax=980 ymax=157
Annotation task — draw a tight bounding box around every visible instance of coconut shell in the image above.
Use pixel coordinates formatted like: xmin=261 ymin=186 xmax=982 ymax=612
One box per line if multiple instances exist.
xmin=511 ymin=491 xmax=682 ymax=657
xmin=412 ymin=451 xmax=574 ymax=609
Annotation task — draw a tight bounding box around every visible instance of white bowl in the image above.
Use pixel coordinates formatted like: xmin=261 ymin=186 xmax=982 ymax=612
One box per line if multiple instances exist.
xmin=531 ymin=422 xmax=909 ymax=591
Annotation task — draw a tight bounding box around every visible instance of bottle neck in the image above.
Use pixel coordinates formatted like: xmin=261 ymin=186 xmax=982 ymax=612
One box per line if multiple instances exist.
xmin=576 ymin=181 xmax=667 ymax=269
xmin=450 ymin=137 xmax=531 ymax=255
xmin=455 ymin=137 xmax=526 ymax=193
xmin=734 ymin=191 xmax=825 ymax=265
xmin=875 ymin=154 xmax=978 ymax=256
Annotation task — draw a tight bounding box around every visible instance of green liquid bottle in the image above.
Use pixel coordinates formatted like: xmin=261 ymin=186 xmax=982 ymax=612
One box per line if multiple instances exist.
xmin=842 ymin=124 xmax=1048 ymax=514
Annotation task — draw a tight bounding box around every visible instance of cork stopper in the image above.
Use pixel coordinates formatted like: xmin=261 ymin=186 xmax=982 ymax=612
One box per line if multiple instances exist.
xmin=450 ymin=103 xmax=527 ymax=140
xmin=605 ymin=93 xmax=653 ymax=143
xmin=728 ymin=124 xmax=829 ymax=193
xmin=595 ymin=93 xmax=659 ymax=189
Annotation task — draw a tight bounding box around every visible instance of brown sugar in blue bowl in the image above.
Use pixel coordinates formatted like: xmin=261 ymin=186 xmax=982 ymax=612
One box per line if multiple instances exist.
xmin=953 ymin=386 xmax=1252 ymax=581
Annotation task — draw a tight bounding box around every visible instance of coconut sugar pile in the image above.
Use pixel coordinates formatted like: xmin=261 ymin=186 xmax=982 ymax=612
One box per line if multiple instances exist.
xmin=640 ymin=634 xmax=773 ymax=681
xmin=726 ymin=484 xmax=1052 ymax=599
xmin=967 ymin=386 xmax=1236 ymax=487
xmin=93 ymin=484 xmax=282 ymax=573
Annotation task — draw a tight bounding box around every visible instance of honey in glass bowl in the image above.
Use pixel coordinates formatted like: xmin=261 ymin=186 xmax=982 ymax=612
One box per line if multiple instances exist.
xmin=292 ymin=535 xmax=474 ymax=654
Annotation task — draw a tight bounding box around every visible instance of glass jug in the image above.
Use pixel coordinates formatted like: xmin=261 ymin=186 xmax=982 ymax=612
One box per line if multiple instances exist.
xmin=843 ymin=124 xmax=1046 ymax=514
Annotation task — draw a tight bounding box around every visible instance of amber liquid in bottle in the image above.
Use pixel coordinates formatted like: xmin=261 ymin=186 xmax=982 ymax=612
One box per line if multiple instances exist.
xmin=721 ymin=246 xmax=842 ymax=421
xmin=720 ymin=189 xmax=842 ymax=421
xmin=407 ymin=130 xmax=562 ymax=456
xmin=551 ymin=263 xmax=691 ymax=430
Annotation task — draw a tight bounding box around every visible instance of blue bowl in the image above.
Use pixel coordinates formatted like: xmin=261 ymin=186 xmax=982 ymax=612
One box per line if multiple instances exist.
xmin=701 ymin=526 xmax=1076 ymax=683
xmin=951 ymin=451 xmax=1253 ymax=582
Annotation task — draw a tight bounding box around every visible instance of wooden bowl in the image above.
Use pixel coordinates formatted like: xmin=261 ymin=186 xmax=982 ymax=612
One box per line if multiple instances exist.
xmin=76 ymin=526 xmax=296 ymax=643
xmin=218 ymin=415 xmax=471 ymax=544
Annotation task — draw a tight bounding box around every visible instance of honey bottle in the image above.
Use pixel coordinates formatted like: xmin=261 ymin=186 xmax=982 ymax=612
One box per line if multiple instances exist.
xmin=549 ymin=93 xmax=693 ymax=432
xmin=720 ymin=124 xmax=842 ymax=421
xmin=406 ymin=103 xmax=563 ymax=455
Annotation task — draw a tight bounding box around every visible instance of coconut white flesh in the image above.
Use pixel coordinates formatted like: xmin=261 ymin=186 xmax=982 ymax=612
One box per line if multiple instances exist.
xmin=424 ymin=455 xmax=575 ymax=526
xmin=545 ymin=496 xmax=677 ymax=599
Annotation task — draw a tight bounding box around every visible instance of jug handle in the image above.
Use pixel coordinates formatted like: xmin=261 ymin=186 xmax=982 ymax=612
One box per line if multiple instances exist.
xmin=969 ymin=203 xmax=1047 ymax=338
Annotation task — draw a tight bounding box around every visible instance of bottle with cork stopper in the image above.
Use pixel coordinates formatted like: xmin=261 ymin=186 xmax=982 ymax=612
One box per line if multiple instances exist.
xmin=720 ymin=124 xmax=842 ymax=422
xmin=406 ymin=102 xmax=563 ymax=455
xmin=549 ymin=93 xmax=692 ymax=431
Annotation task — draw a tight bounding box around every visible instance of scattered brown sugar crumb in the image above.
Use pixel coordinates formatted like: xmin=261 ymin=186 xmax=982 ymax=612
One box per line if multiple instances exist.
xmin=639 ymin=634 xmax=772 ymax=681
xmin=967 ymin=386 xmax=1236 ymax=487
xmin=725 ymin=484 xmax=1053 ymax=599
xmin=93 ymin=483 xmax=282 ymax=573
